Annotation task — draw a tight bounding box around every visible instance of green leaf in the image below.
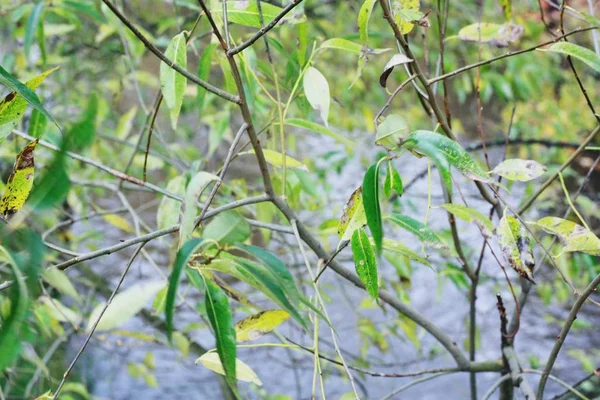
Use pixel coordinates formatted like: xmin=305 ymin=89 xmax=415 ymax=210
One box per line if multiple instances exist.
xmin=499 ymin=0 xmax=512 ymax=21
xmin=284 ymin=118 xmax=354 ymax=149
xmin=0 ymin=140 xmax=38 ymax=218
xmin=376 ymin=114 xmax=410 ymax=149
xmin=197 ymin=43 xmax=216 ymax=117
xmin=338 ymin=186 xmax=367 ymax=242
xmin=303 ymin=66 xmax=330 ymax=127
xmin=358 ymin=0 xmax=378 ymax=43
xmin=27 ymin=151 xmax=70 ymax=211
xmin=240 ymin=149 xmax=307 ymax=170
xmin=490 ymin=159 xmax=547 ymax=182
xmin=115 ymin=106 xmax=137 ymax=139
xmin=66 ymin=92 xmax=98 ymax=150
xmin=387 ymin=214 xmax=451 ymax=252
xmin=235 ymin=310 xmax=290 ymax=342
xmin=379 ymin=238 xmax=432 ymax=268
xmin=42 ymin=266 xmax=81 ymax=303
xmin=497 ymin=215 xmax=535 ymax=282
xmin=217 ymin=1 xmax=306 ymax=28
xmin=166 ymin=238 xmax=204 ymax=340
xmin=541 ymin=42 xmax=600 ymax=73
xmin=203 ymin=210 xmax=251 ymax=245
xmin=401 ymin=130 xmax=495 ymax=194
xmin=392 ymin=0 xmax=420 ymax=34
xmin=179 ymin=171 xmax=219 ymax=247
xmin=457 ymin=23 xmax=524 ymax=47
xmin=384 ymin=161 xmax=403 ymax=199
xmin=25 ymin=2 xmax=44 ymax=59
xmin=196 ymin=353 xmax=262 ymax=386
xmin=157 ymin=175 xmax=186 ymax=230
xmin=160 ymin=32 xmax=187 ymax=130
xmin=362 ymin=162 xmax=383 ymax=254
xmin=320 ymin=38 xmax=363 ymax=54
xmin=440 ymin=203 xmax=494 ymax=238
xmin=0 ymin=66 xmax=58 ymax=134
xmin=87 ymin=281 xmax=164 ymax=331
xmin=351 ymin=228 xmax=378 ymax=299
xmin=203 ymin=278 xmax=238 ymax=392
xmin=28 ymin=108 xmax=47 ymax=139
xmin=533 ymin=217 xmax=600 ymax=256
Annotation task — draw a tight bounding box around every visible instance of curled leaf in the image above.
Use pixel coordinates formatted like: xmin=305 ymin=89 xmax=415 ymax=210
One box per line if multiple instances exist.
xmin=383 ymin=161 xmax=403 ymax=199
xmin=491 ymin=159 xmax=546 ymax=182
xmin=0 ymin=140 xmax=38 ymax=219
xmin=497 ymin=215 xmax=535 ymax=282
xmin=235 ymin=310 xmax=290 ymax=342
xmin=379 ymin=53 xmax=413 ymax=88
xmin=196 ymin=353 xmax=262 ymax=386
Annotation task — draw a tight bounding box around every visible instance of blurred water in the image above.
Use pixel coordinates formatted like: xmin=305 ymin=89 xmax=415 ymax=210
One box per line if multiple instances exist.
xmin=76 ymin=131 xmax=598 ymax=400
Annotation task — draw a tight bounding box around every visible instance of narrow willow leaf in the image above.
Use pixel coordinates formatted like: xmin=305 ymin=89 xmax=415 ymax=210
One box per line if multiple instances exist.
xmin=384 ymin=161 xmax=403 ymax=199
xmin=27 ymin=151 xmax=70 ymax=211
xmin=88 ymin=281 xmax=164 ymax=332
xmin=179 ymin=171 xmax=218 ymax=247
xmin=103 ymin=214 xmax=133 ymax=233
xmin=387 ymin=214 xmax=451 ymax=252
xmin=115 ymin=106 xmax=137 ymax=139
xmin=28 ymin=108 xmax=47 ymax=138
xmin=196 ymin=353 xmax=262 ymax=386
xmin=458 ymin=23 xmax=524 ymax=47
xmin=203 ymin=278 xmax=238 ymax=392
xmin=157 ymin=175 xmax=186 ymax=230
xmin=491 ymin=159 xmax=546 ymax=182
xmin=203 ymin=210 xmax=250 ymax=245
xmin=393 ymin=0 xmax=420 ymax=34
xmin=376 ymin=114 xmax=409 ymax=148
xmin=160 ymin=32 xmax=187 ymax=130
xmin=303 ymin=66 xmax=330 ymax=127
xmin=441 ymin=204 xmax=494 ymax=238
xmin=235 ymin=310 xmax=290 ymax=342
xmin=401 ymin=130 xmax=495 ymax=194
xmin=534 ymin=217 xmax=600 ymax=256
xmin=217 ymin=1 xmax=305 ymax=28
xmin=284 ymin=118 xmax=353 ymax=148
xmin=497 ymin=215 xmax=535 ymax=282
xmin=358 ymin=0 xmax=378 ymax=43
xmin=320 ymin=38 xmax=363 ymax=54
xmin=197 ymin=43 xmax=216 ymax=117
xmin=240 ymin=149 xmax=308 ymax=170
xmin=0 ymin=66 xmax=58 ymax=130
xmin=351 ymin=228 xmax=378 ymax=299
xmin=499 ymin=0 xmax=512 ymax=21
xmin=235 ymin=244 xmax=302 ymax=305
xmin=166 ymin=238 xmax=204 ymax=340
xmin=0 ymin=140 xmax=38 ymax=218
xmin=66 ymin=92 xmax=98 ymax=150
xmin=42 ymin=266 xmax=81 ymax=303
xmin=39 ymin=296 xmax=81 ymax=325
xmin=338 ymin=186 xmax=368 ymax=242
xmin=541 ymin=42 xmax=600 ymax=73
xmin=25 ymin=2 xmax=44 ymax=59
xmin=379 ymin=238 xmax=431 ymax=268
xmin=362 ymin=162 xmax=383 ymax=254
xmin=379 ymin=54 xmax=413 ymax=88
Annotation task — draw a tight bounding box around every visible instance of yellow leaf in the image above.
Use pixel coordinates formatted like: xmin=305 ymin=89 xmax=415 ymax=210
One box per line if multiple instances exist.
xmin=393 ymin=0 xmax=420 ymax=35
xmin=235 ymin=310 xmax=290 ymax=342
xmin=0 ymin=140 xmax=38 ymax=219
xmin=196 ymin=353 xmax=263 ymax=386
xmin=103 ymin=214 xmax=134 ymax=233
xmin=241 ymin=149 xmax=308 ymax=170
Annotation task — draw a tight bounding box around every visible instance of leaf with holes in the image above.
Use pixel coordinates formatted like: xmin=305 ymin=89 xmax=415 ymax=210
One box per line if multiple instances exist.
xmin=540 ymin=42 xmax=600 ymax=73
xmin=534 ymin=217 xmax=600 ymax=256
xmin=160 ymin=32 xmax=187 ymax=130
xmin=235 ymin=310 xmax=290 ymax=342
xmin=363 ymin=162 xmax=383 ymax=254
xmin=401 ymin=130 xmax=495 ymax=194
xmin=203 ymin=278 xmax=238 ymax=393
xmin=351 ymin=228 xmax=378 ymax=299
xmin=0 ymin=140 xmax=38 ymax=219
xmin=441 ymin=204 xmax=494 ymax=238
xmin=491 ymin=159 xmax=546 ymax=182
xmin=338 ymin=186 xmax=367 ymax=243
xmin=497 ymin=215 xmax=535 ymax=282
xmin=303 ymin=66 xmax=330 ymax=126
xmin=387 ymin=214 xmax=451 ymax=253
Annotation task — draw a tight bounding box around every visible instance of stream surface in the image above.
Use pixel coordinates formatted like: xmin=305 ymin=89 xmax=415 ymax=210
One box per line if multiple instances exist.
xmin=73 ymin=131 xmax=598 ymax=400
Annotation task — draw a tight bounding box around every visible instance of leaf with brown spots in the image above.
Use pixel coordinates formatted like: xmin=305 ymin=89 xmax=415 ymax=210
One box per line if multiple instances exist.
xmin=497 ymin=215 xmax=535 ymax=282
xmin=0 ymin=140 xmax=39 ymax=219
xmin=235 ymin=310 xmax=290 ymax=342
